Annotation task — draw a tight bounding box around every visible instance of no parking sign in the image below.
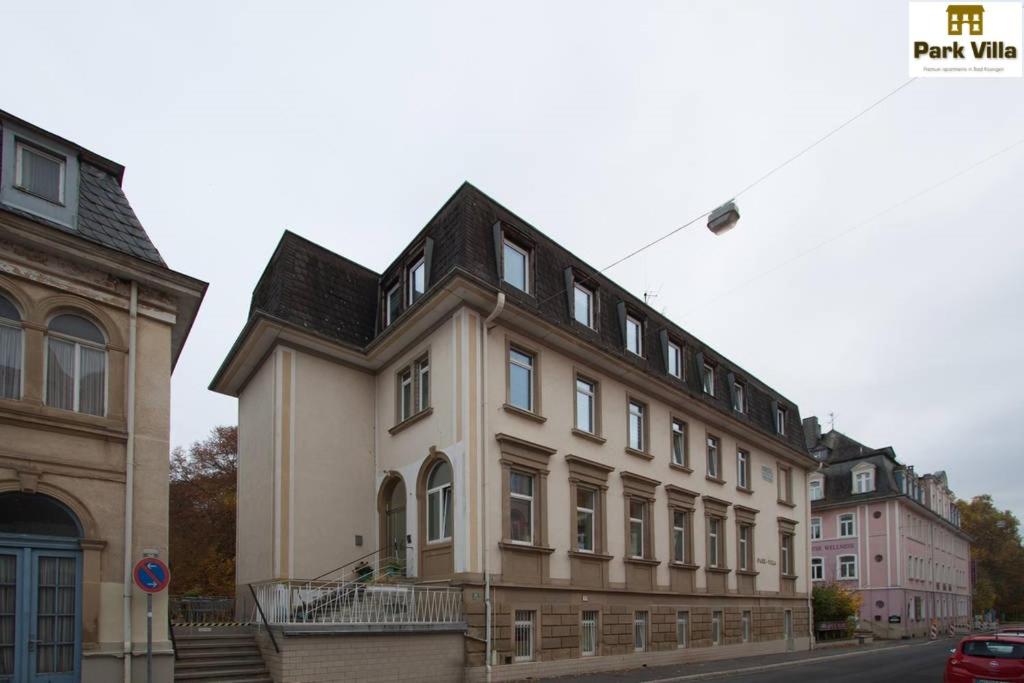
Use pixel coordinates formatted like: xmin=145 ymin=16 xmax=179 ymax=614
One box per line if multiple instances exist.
xmin=133 ymin=557 xmax=170 ymax=593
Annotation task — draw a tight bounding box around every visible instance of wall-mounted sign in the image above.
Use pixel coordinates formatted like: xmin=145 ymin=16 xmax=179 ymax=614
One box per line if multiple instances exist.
xmin=757 ymin=557 xmax=777 ymax=566
xmin=761 ymin=466 xmax=774 ymax=482
xmin=889 ymin=615 xmax=902 ymax=624
xmin=817 ymin=542 xmax=858 ymax=552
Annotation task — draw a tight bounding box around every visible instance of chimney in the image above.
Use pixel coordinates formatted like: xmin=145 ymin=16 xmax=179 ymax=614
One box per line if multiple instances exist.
xmin=802 ymin=416 xmax=821 ymax=451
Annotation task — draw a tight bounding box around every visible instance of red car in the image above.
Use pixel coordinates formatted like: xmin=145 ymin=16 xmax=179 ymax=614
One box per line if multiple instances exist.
xmin=946 ymin=634 xmax=1024 ymax=682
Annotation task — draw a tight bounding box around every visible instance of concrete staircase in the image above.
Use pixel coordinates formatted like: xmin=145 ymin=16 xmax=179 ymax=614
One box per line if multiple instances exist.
xmin=173 ymin=629 xmax=272 ymax=683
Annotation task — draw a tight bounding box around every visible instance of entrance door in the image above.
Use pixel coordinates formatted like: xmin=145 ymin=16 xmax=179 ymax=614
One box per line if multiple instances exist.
xmin=384 ymin=480 xmax=407 ymax=573
xmin=0 ymin=547 xmax=81 ymax=683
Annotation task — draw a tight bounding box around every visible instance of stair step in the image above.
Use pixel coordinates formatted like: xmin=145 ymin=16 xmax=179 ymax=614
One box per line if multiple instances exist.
xmin=173 ymin=666 xmax=269 ymax=680
xmin=175 ymin=657 xmax=265 ymax=669
xmin=175 ymin=633 xmax=258 ymax=642
xmin=177 ymin=647 xmax=261 ymax=659
xmin=175 ymin=638 xmax=257 ymax=649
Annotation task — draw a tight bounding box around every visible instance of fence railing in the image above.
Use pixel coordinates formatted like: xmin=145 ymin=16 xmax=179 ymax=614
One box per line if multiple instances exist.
xmin=249 ymin=580 xmax=463 ymax=626
xmin=170 ymin=595 xmax=236 ymax=623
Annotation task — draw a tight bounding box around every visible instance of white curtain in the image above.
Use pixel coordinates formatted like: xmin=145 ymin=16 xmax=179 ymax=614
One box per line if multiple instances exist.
xmin=79 ymin=346 xmax=105 ymax=416
xmin=0 ymin=325 xmax=20 ymax=400
xmin=46 ymin=338 xmax=75 ymax=411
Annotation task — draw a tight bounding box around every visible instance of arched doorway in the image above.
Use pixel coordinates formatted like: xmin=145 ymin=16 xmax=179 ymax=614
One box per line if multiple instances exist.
xmin=0 ymin=491 xmax=83 ymax=682
xmin=377 ymin=476 xmax=407 ymax=574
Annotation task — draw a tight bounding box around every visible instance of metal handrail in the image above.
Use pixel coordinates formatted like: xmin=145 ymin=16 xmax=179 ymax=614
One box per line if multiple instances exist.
xmin=248 ymin=584 xmax=281 ymax=653
xmin=311 ymin=548 xmax=388 ymax=582
xmin=167 ymin=611 xmax=178 ymax=660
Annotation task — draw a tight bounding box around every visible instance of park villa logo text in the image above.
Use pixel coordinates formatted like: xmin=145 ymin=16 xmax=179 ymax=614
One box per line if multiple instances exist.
xmin=909 ymin=2 xmax=1023 ymax=77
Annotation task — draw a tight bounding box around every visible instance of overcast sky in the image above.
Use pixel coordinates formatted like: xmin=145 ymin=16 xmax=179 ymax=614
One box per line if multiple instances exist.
xmin=6 ymin=1 xmax=1022 ymax=520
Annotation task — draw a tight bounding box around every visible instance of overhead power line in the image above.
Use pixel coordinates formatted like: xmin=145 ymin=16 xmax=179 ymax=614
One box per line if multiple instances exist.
xmin=537 ymin=78 xmax=918 ymax=308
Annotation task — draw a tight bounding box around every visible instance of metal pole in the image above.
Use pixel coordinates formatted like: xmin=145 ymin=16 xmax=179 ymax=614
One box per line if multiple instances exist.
xmin=146 ymin=592 xmax=153 ymax=683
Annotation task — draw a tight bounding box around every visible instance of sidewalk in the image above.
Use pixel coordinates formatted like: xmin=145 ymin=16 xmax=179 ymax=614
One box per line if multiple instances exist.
xmin=541 ymin=637 xmax=949 ymax=682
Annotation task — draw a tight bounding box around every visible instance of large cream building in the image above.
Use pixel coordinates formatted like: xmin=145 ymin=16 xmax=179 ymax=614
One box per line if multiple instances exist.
xmin=0 ymin=111 xmax=205 ymax=682
xmin=213 ymin=183 xmax=816 ymax=680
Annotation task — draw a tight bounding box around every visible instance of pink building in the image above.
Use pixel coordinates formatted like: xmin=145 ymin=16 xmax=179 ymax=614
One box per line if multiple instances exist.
xmin=803 ymin=417 xmax=971 ymax=639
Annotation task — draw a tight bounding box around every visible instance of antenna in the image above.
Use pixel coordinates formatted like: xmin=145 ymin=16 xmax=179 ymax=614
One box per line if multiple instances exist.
xmin=826 ymin=412 xmax=837 ymax=432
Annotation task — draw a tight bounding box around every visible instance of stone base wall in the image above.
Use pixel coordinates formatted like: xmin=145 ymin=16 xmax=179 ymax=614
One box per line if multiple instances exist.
xmin=255 ymin=630 xmax=465 ymax=683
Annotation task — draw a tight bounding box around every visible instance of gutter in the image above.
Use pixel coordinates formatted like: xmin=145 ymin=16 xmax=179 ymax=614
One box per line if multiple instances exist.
xmin=481 ymin=292 xmax=504 ymax=681
xmin=123 ymin=281 xmax=138 ymax=682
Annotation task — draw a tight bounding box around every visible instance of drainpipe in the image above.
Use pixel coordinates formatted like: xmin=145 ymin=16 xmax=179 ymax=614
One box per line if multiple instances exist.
xmin=808 ymin=459 xmax=822 ymax=650
xmin=481 ymin=293 xmax=504 ymax=681
xmin=123 ymin=281 xmax=138 ymax=683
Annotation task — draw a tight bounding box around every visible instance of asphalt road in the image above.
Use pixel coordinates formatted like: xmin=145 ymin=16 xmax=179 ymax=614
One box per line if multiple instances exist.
xmin=543 ymin=639 xmax=953 ymax=683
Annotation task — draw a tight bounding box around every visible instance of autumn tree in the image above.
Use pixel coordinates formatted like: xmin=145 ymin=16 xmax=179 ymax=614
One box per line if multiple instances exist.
xmin=812 ymin=582 xmax=864 ymax=636
xmin=958 ymin=495 xmax=1024 ymax=618
xmin=169 ymin=425 xmax=237 ymax=596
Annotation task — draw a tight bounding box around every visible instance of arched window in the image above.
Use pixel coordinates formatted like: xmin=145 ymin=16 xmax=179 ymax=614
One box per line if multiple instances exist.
xmin=0 ymin=492 xmax=81 ymax=538
xmin=46 ymin=313 xmax=106 ymax=416
xmin=426 ymin=461 xmax=452 ymax=543
xmin=0 ymin=294 xmax=22 ymax=400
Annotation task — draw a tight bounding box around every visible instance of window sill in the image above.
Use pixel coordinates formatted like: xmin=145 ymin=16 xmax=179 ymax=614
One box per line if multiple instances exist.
xmin=669 ymin=463 xmax=693 ymax=474
xmin=705 ymin=566 xmax=731 ymax=574
xmin=623 ymin=556 xmax=661 ymax=567
xmin=777 ymin=499 xmax=797 ymax=508
xmin=735 ymin=569 xmax=760 ymax=577
xmin=499 ymin=541 xmax=555 ymax=555
xmin=571 ymin=428 xmax=606 ymax=445
xmin=735 ymin=486 xmax=753 ymax=495
xmin=669 ymin=561 xmax=700 ymax=571
xmin=568 ymin=550 xmax=613 ymax=562
xmin=705 ymin=475 xmax=726 ymax=485
xmin=388 ymin=406 xmax=433 ymax=435
xmin=624 ymin=447 xmax=653 ymax=461
xmin=502 ymin=403 xmax=546 ymax=423
xmin=781 ymin=574 xmax=798 ymax=580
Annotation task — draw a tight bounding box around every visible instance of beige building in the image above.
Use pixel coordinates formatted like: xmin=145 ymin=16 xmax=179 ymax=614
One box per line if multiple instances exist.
xmin=213 ymin=183 xmax=816 ymax=680
xmin=0 ymin=111 xmax=205 ymax=682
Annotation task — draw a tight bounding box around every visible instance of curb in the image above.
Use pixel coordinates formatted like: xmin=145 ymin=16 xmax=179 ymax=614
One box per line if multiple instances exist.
xmin=645 ymin=639 xmax=942 ymax=683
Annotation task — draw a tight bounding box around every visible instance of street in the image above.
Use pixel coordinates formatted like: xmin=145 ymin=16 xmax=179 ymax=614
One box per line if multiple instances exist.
xmin=543 ymin=639 xmax=953 ymax=683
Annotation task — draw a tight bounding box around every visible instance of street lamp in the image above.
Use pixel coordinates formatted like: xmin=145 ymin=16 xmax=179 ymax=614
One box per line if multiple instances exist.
xmin=708 ymin=200 xmax=740 ymax=235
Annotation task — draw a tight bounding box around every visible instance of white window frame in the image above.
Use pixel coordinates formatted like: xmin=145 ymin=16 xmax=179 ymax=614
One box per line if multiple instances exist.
xmin=673 ymin=510 xmax=688 ymax=564
xmin=408 ymin=257 xmax=426 ymax=304
xmin=738 ymin=524 xmax=751 ymax=571
xmin=711 ymin=610 xmax=722 ymax=646
xmin=702 ymin=363 xmax=715 ymax=396
xmin=839 ymin=513 xmax=856 ymax=538
xmin=781 ymin=533 xmax=793 ymax=575
xmin=508 ymin=347 xmax=534 ymax=412
xmin=776 ymin=405 xmax=787 ymax=435
xmin=44 ymin=331 xmax=108 ymax=417
xmin=838 ymin=554 xmax=858 ymax=580
xmin=502 ymin=238 xmax=530 ymax=293
xmin=573 ymin=282 xmax=593 ymax=328
xmin=809 ymin=477 xmax=824 ymax=501
xmin=667 ymin=341 xmax=682 ymax=378
xmin=810 ymin=517 xmax=822 ymax=540
xmin=633 ymin=611 xmax=648 ymax=652
xmin=426 ymin=465 xmax=452 ymax=543
xmin=0 ymin=316 xmax=24 ymax=401
xmin=628 ymin=400 xmax=645 ymax=452
xmin=628 ymin=498 xmax=646 ymax=559
xmin=575 ymin=377 xmax=596 ymax=434
xmin=14 ymin=141 xmax=66 ymax=204
xmin=576 ymin=487 xmax=595 ymax=553
xmin=581 ymin=610 xmax=598 ymax=656
xmin=509 ymin=471 xmax=535 ymax=545
xmin=733 ymin=380 xmax=745 ymax=413
xmin=625 ymin=315 xmax=642 ymax=356
xmin=707 ymin=436 xmax=719 ymax=479
xmin=514 ymin=610 xmax=535 ymax=662
xmin=385 ymin=282 xmax=401 ymax=326
xmin=708 ymin=517 xmax=720 ymax=568
xmin=811 ymin=556 xmax=824 ymax=581
xmin=676 ymin=611 xmax=689 ymax=648
xmin=852 ymin=464 xmax=876 ymax=494
xmin=417 ymin=357 xmax=430 ymax=412
xmin=671 ymin=419 xmax=686 ymax=466
xmin=399 ymin=368 xmax=414 ymax=421
xmin=737 ymin=449 xmax=749 ymax=489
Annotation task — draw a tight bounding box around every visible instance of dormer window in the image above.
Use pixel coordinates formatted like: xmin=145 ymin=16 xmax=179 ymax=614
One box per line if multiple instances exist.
xmin=384 ymin=282 xmax=401 ymax=327
xmin=809 ymin=476 xmax=824 ymax=501
xmin=502 ymin=238 xmax=530 ymax=292
xmin=408 ymin=257 xmax=426 ymax=304
xmin=732 ymin=380 xmax=745 ymax=413
xmin=852 ymin=463 xmax=876 ymax=494
xmin=573 ymin=282 xmax=593 ymax=327
xmin=701 ymin=363 xmax=715 ymax=396
xmin=625 ymin=315 xmax=642 ymax=356
xmin=775 ymin=405 xmax=787 ymax=435
xmin=15 ymin=141 xmax=65 ymax=205
xmin=667 ymin=341 xmax=682 ymax=378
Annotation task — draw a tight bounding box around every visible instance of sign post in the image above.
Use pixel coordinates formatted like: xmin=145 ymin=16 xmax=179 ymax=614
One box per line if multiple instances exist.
xmin=133 ymin=557 xmax=171 ymax=683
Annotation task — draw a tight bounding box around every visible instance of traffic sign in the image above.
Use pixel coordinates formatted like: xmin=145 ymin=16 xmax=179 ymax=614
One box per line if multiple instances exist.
xmin=133 ymin=557 xmax=170 ymax=593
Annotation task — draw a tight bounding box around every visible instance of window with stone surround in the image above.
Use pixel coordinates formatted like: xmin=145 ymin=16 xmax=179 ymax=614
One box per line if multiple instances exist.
xmin=666 ymin=485 xmax=698 ymax=566
xmin=498 ymin=433 xmax=554 ymax=556
xmin=566 ymin=455 xmax=612 ymax=559
xmin=704 ymin=496 xmax=731 ymax=571
xmin=779 ymin=517 xmax=798 ymax=578
xmin=621 ymin=471 xmax=660 ymax=563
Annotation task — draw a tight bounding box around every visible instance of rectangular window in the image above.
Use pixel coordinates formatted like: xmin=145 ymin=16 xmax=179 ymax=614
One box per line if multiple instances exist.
xmin=573 ymin=283 xmax=593 ymax=327
xmin=417 ymin=357 xmax=430 ymax=411
xmin=809 ymin=479 xmax=823 ymax=501
xmin=508 ymin=347 xmax=534 ymax=411
xmin=398 ymin=368 xmax=413 ymax=421
xmin=408 ymin=257 xmax=426 ymax=304
xmin=810 ymin=517 xmax=821 ymax=540
xmin=673 ymin=510 xmax=688 ymax=564
xmin=702 ymin=363 xmax=715 ymax=396
xmin=742 ymin=610 xmax=752 ymax=643
xmin=575 ymin=377 xmax=596 ymax=434
xmin=776 ymin=405 xmax=787 ymax=435
xmin=671 ymin=419 xmax=687 ymax=466
xmin=633 ymin=611 xmax=648 ymax=652
xmin=509 ymin=472 xmax=534 ymax=544
xmin=667 ymin=341 xmax=682 ymax=378
xmin=784 ymin=610 xmax=793 ymax=640
xmin=811 ymin=557 xmax=824 ymax=581
xmin=628 ymin=498 xmax=646 ymax=558
xmin=385 ymin=283 xmax=401 ymax=326
xmin=738 ymin=524 xmax=752 ymax=571
xmin=581 ymin=611 xmax=598 ymax=656
xmin=625 ymin=315 xmax=642 ymax=355
xmin=46 ymin=337 xmax=105 ymax=416
xmin=628 ymin=400 xmax=645 ymax=452
xmin=733 ymin=380 xmax=745 ymax=413
xmin=777 ymin=465 xmax=792 ymax=503
xmin=15 ymin=142 xmax=65 ymax=204
xmin=514 ymin=610 xmax=535 ymax=662
xmin=839 ymin=554 xmax=857 ymax=579
xmin=503 ymin=239 xmax=530 ymax=292
xmin=854 ymin=471 xmax=873 ymax=493
xmin=781 ymin=533 xmax=794 ymax=575
xmin=676 ymin=611 xmax=689 ymax=648
xmin=839 ymin=514 xmax=855 ymax=538
xmin=708 ymin=517 xmax=721 ymax=568
xmin=576 ymin=487 xmax=595 ymax=552
xmin=737 ymin=449 xmax=750 ymax=489
xmin=711 ymin=611 xmax=722 ymax=645
xmin=0 ymin=320 xmax=22 ymax=400
xmin=707 ymin=436 xmax=720 ymax=479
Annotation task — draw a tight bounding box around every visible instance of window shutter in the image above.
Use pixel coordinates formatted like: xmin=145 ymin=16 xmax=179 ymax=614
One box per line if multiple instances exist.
xmin=771 ymin=399 xmax=780 ymax=433
xmin=616 ymin=300 xmax=627 ymax=346
xmin=492 ymin=222 xmax=503 ymax=278
xmin=727 ymin=372 xmax=737 ymax=408
xmin=423 ymin=237 xmax=435 ymax=288
xmin=564 ymin=267 xmax=575 ymax=317
xmin=659 ymin=329 xmax=670 ymax=373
